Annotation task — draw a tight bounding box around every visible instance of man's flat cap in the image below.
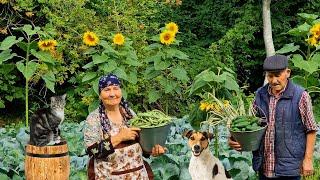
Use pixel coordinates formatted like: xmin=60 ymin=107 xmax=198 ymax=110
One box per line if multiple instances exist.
xmin=263 ymin=55 xmax=288 ymax=71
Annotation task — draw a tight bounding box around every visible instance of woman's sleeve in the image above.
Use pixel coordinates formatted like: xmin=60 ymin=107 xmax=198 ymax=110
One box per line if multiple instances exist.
xmin=84 ymin=112 xmax=115 ymax=159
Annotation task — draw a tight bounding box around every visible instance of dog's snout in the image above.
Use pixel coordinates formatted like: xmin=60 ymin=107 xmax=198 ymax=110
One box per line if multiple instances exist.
xmin=194 ymin=145 xmax=200 ymax=151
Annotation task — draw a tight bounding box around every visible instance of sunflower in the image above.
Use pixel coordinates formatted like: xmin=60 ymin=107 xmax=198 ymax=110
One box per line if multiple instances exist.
xmin=200 ymin=102 xmax=208 ymax=111
xmin=165 ymin=22 xmax=179 ymax=34
xmin=307 ymin=36 xmax=318 ymax=47
xmin=113 ymin=33 xmax=125 ymax=45
xmin=310 ymin=23 xmax=320 ymax=38
xmin=38 ymin=39 xmax=57 ymax=51
xmin=160 ymin=30 xmax=175 ymax=45
xmin=83 ymin=31 xmax=99 ymax=46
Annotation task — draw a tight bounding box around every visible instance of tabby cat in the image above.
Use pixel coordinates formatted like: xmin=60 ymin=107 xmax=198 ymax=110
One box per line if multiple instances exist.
xmin=29 ymin=94 xmax=66 ymax=146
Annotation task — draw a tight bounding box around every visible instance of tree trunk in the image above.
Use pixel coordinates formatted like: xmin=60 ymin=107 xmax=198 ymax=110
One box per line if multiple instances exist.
xmin=262 ymin=0 xmax=275 ymax=85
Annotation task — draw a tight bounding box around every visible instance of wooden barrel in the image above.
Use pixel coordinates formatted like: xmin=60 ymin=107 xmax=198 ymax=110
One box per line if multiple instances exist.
xmin=25 ymin=141 xmax=70 ymax=180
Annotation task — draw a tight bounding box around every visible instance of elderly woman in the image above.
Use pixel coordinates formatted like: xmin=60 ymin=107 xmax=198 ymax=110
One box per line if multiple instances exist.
xmin=84 ymin=74 xmax=166 ymax=180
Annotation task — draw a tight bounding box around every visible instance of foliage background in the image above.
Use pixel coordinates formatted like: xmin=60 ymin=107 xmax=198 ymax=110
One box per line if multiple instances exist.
xmin=1 ymin=0 xmax=320 ymax=179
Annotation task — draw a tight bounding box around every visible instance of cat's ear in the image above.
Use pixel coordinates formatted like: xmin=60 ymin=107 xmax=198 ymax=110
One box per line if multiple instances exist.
xmin=50 ymin=96 xmax=55 ymax=103
xmin=62 ymin=94 xmax=67 ymax=100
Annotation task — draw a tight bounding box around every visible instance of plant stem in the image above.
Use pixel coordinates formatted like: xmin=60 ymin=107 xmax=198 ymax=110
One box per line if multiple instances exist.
xmin=25 ymin=37 xmax=30 ymax=127
xmin=214 ymin=126 xmax=219 ymax=157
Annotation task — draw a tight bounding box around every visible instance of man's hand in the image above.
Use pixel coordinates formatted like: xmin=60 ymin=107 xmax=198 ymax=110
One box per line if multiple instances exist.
xmin=228 ymin=136 xmax=242 ymax=151
xmin=300 ymin=158 xmax=314 ymax=176
xmin=151 ymin=144 xmax=167 ymax=157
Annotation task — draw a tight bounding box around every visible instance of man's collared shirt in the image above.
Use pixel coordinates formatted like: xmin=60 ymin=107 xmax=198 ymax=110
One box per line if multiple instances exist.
xmin=263 ymin=85 xmax=318 ymax=178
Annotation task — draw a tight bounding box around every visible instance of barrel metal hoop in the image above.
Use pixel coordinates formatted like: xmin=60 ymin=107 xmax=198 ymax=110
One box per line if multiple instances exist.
xmin=26 ymin=152 xmax=68 ymax=158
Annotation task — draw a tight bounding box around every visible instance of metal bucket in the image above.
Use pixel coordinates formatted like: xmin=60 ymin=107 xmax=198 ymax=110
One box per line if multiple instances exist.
xmin=230 ymin=125 xmax=267 ymax=151
xmin=139 ymin=123 xmax=172 ymax=152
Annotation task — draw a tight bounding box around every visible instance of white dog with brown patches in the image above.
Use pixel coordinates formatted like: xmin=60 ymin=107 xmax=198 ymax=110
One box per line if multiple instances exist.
xmin=183 ymin=130 xmax=232 ymax=180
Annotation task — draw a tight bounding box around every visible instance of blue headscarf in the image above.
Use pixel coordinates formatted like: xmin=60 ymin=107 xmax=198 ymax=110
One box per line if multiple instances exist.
xmin=98 ymin=73 xmax=121 ymax=93
xmin=98 ymin=74 xmax=133 ymax=133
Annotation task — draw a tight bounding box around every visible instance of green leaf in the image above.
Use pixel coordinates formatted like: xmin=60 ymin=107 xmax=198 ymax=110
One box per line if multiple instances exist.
xmin=298 ymin=13 xmax=318 ymax=20
xmin=225 ymin=75 xmax=240 ymax=91
xmin=114 ymin=68 xmax=128 ymax=81
xmin=148 ymin=89 xmax=161 ymax=103
xmin=171 ymin=66 xmax=189 ymax=83
xmin=127 ymin=71 xmax=137 ymax=84
xmin=165 ymin=49 xmax=189 ymax=60
xmin=91 ymin=78 xmax=100 ymax=95
xmin=0 ymin=49 xmax=16 ymax=64
xmin=145 ymin=51 xmax=163 ymax=63
xmin=159 ymin=78 xmax=176 ymax=94
xmin=143 ymin=66 xmax=161 ymax=80
xmin=82 ymin=72 xmax=97 ymax=82
xmin=287 ymin=23 xmax=311 ymax=36
xmin=276 ymin=43 xmax=300 ymax=54
xmin=42 ymin=71 xmax=56 ymax=93
xmin=88 ymin=99 xmax=99 ymax=113
xmin=100 ymin=40 xmax=118 ymax=55
xmin=16 ymin=61 xmax=39 ymax=80
xmin=292 ymin=75 xmax=307 ymax=88
xmin=30 ymin=50 xmax=55 ymax=64
xmin=0 ymin=36 xmax=23 ymax=50
xmin=101 ymin=60 xmax=117 ymax=73
xmin=82 ymin=62 xmax=94 ymax=69
xmin=83 ymin=48 xmax=98 ymax=55
xmin=144 ymin=43 xmax=162 ymax=50
xmin=17 ymin=41 xmax=38 ymax=52
xmin=310 ymin=53 xmax=320 ymax=64
xmin=125 ymin=51 xmax=141 ymax=66
xmin=0 ymin=99 xmax=5 ymax=108
xmin=22 ymin=24 xmax=40 ymax=36
xmin=0 ymin=172 xmax=9 ymax=180
xmin=0 ymin=64 xmax=15 ymax=74
xmin=93 ymin=54 xmax=108 ymax=64
xmin=291 ymin=54 xmax=318 ymax=74
xmin=154 ymin=58 xmax=170 ymax=70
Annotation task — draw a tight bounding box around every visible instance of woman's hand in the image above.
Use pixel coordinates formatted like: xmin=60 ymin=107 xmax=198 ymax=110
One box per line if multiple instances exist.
xmin=151 ymin=144 xmax=167 ymax=157
xmin=119 ymin=127 xmax=141 ymax=141
xmin=228 ymin=136 xmax=242 ymax=151
xmin=111 ymin=127 xmax=140 ymax=147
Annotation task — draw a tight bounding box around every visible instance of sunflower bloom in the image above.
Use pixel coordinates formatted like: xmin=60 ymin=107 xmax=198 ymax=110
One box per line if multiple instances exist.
xmin=38 ymin=39 xmax=57 ymax=51
xmin=160 ymin=30 xmax=175 ymax=45
xmin=307 ymin=36 xmax=318 ymax=47
xmin=200 ymin=102 xmax=208 ymax=111
xmin=310 ymin=24 xmax=320 ymax=38
xmin=83 ymin=31 xmax=99 ymax=46
xmin=223 ymin=100 xmax=230 ymax=107
xmin=113 ymin=33 xmax=125 ymax=45
xmin=165 ymin=22 xmax=179 ymax=34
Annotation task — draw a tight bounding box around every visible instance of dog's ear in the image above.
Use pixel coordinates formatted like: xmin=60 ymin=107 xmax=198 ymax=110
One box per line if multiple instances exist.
xmin=202 ymin=132 xmax=214 ymax=140
xmin=183 ymin=130 xmax=193 ymax=138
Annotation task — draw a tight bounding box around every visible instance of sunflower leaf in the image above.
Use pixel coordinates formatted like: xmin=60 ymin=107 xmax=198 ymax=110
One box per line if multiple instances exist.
xmin=276 ymin=43 xmax=300 ymax=54
xmin=148 ymin=89 xmax=161 ymax=103
xmin=16 ymin=61 xmax=39 ymax=80
xmin=30 ymin=50 xmax=55 ymax=64
xmin=93 ymin=54 xmax=108 ymax=64
xmin=22 ymin=25 xmax=41 ymax=36
xmin=82 ymin=72 xmax=97 ymax=82
xmin=42 ymin=72 xmax=56 ymax=93
xmin=0 ymin=49 xmax=16 ymax=64
xmin=154 ymin=58 xmax=170 ymax=70
xmin=0 ymin=36 xmax=23 ymax=50
xmin=171 ymin=66 xmax=189 ymax=83
xmin=82 ymin=62 xmax=94 ymax=69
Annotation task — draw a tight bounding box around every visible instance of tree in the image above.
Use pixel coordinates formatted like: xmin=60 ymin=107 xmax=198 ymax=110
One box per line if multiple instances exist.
xmin=262 ymin=0 xmax=275 ymax=84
